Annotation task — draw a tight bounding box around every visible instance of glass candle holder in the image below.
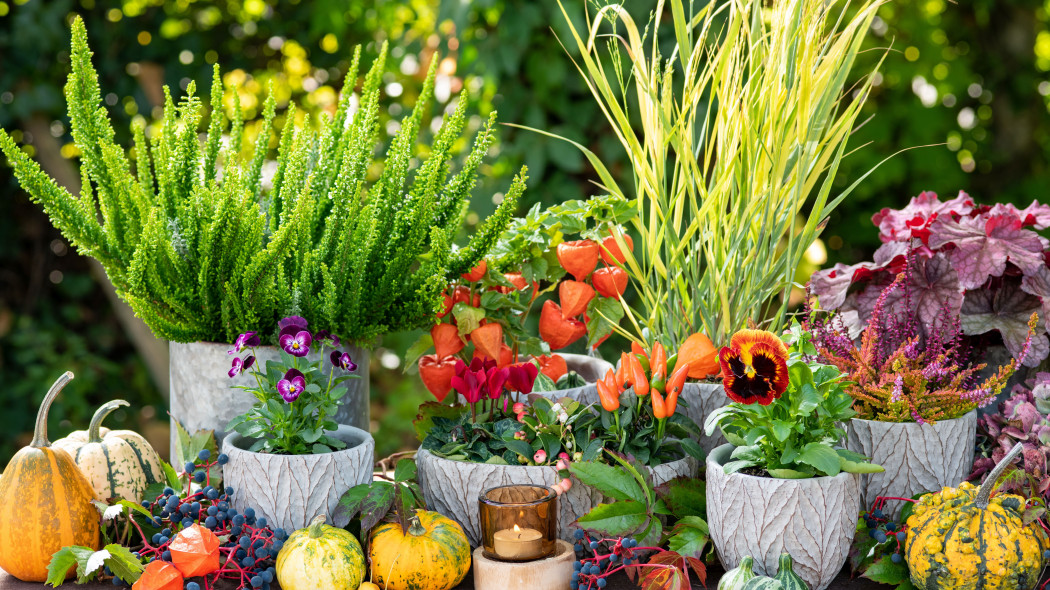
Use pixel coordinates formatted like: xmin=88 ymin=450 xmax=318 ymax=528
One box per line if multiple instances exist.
xmin=478 ymin=484 xmax=557 ymax=562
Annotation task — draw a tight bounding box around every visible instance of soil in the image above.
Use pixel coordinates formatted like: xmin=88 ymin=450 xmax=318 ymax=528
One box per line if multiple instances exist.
xmin=739 ymin=465 xmax=773 ymax=478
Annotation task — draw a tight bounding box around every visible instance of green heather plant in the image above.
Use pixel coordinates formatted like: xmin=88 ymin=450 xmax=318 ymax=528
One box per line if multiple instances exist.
xmin=0 ymin=17 xmax=524 ymax=344
xmin=536 ymin=0 xmax=886 ymax=348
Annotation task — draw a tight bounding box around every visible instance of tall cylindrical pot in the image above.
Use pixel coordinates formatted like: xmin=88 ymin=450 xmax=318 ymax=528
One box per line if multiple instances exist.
xmin=416 ymin=448 xmax=696 ymax=546
xmin=169 ymin=341 xmax=369 ymax=461
xmin=707 ymin=444 xmax=861 ymax=590
xmin=221 ymin=425 xmax=374 ymax=532
xmin=845 ymin=411 xmax=976 ymax=519
xmin=678 ymin=382 xmax=729 ymax=454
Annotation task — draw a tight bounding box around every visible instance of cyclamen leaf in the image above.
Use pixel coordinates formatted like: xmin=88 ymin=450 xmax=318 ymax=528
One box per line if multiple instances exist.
xmin=960 ymin=280 xmax=1048 ymax=366
xmin=928 ymin=213 xmax=1047 ymax=290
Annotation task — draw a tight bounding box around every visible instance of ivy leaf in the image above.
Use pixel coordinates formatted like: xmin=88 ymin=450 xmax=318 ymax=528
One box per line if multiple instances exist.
xmin=862 ymin=555 xmax=909 ymax=585
xmin=576 ymin=500 xmax=649 ymax=536
xmin=960 ymin=280 xmax=1048 ymax=366
xmin=928 ymin=213 xmax=1047 ymax=290
xmin=570 ymin=461 xmax=645 ymax=502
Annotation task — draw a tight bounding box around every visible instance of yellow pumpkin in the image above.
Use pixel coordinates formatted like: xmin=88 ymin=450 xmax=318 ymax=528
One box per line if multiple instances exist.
xmin=276 ymin=515 xmax=365 ymax=590
xmin=906 ymin=442 xmax=1050 ymax=590
xmin=52 ymin=399 xmax=163 ymax=502
xmin=369 ymin=510 xmax=470 ymax=590
xmin=0 ymin=372 xmax=101 ymax=581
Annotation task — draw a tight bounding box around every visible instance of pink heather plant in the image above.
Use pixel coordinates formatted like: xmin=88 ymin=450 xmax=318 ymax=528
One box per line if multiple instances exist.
xmin=807 ymin=257 xmax=1034 ymax=423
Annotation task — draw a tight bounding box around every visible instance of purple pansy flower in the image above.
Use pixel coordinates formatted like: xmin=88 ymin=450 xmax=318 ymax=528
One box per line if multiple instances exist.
xmin=314 ymin=330 xmax=341 ymax=347
xmin=228 ymin=355 xmax=255 ymax=378
xmin=277 ymin=368 xmax=306 ymax=402
xmin=229 ymin=331 xmax=261 ymax=354
xmin=278 ymin=316 xmax=309 ymax=339
xmin=330 ymin=350 xmax=357 ymax=372
xmin=280 ymin=330 xmax=312 ymax=357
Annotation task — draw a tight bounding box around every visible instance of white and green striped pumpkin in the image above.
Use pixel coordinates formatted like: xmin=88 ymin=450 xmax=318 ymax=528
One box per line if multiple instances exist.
xmin=52 ymin=399 xmax=163 ymax=502
xmin=276 ymin=515 xmax=365 ymax=590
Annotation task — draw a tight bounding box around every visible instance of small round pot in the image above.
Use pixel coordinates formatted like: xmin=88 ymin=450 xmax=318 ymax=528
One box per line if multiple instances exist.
xmin=707 ymin=444 xmax=861 ymax=590
xmin=678 ymin=382 xmax=729 ymax=454
xmin=221 ymin=425 xmax=375 ymax=532
xmin=170 ymin=341 xmax=370 ymax=462
xmin=416 ymin=448 xmax=697 ymax=546
xmin=846 ymin=411 xmax=976 ymax=519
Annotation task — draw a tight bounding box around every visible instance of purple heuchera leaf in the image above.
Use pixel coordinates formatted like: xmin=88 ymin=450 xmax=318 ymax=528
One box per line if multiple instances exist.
xmin=960 ymin=279 xmax=1048 ymax=366
xmin=809 ymin=262 xmax=880 ymax=310
xmin=872 ymin=190 xmax=974 ymax=243
xmin=927 ymin=212 xmax=1048 ymax=290
xmin=878 ymin=254 xmax=964 ymax=339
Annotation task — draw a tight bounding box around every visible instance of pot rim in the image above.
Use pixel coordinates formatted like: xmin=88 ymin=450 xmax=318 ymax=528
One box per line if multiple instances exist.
xmin=417 ymin=446 xmax=693 ymax=470
xmin=848 ymin=409 xmax=976 ymax=427
xmin=706 ymin=443 xmax=858 ymax=483
xmin=222 ymin=424 xmax=373 ymax=457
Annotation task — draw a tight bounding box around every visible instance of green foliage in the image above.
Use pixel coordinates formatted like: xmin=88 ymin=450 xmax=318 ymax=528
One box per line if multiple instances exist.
xmin=705 ymin=323 xmax=882 ymax=478
xmin=46 ymin=543 xmax=144 ymax=587
xmin=338 ymin=458 xmax=425 ymax=538
xmin=0 ymin=17 xmax=524 ymax=344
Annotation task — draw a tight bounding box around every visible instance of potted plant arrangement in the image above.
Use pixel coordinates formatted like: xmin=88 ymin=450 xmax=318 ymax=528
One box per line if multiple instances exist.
xmin=411 ymin=194 xmax=641 ymax=406
xmin=414 ymin=339 xmax=703 ymax=545
xmin=807 ymin=259 xmax=1032 ymax=518
xmin=221 ymin=318 xmax=375 ymax=531
xmin=0 ymin=18 xmax=525 ymax=457
xmin=538 ymin=0 xmax=886 ymax=455
xmin=704 ymin=326 xmax=883 ymax=590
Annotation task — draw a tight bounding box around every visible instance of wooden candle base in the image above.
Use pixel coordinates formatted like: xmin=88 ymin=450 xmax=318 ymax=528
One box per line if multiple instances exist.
xmin=473 ymin=538 xmax=573 ymax=590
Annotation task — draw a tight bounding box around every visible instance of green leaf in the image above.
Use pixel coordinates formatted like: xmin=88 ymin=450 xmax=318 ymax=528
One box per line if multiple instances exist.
xmin=667 ymin=516 xmax=710 ymax=559
xmin=585 ymin=296 xmax=625 ymax=347
xmin=767 ymin=468 xmax=813 ymax=479
xmin=657 ymin=477 xmax=706 ymax=519
xmin=576 ymin=500 xmax=649 ymax=536
xmin=798 ymin=443 xmax=841 ymax=476
xmin=301 ymin=428 xmax=322 ymax=443
xmin=862 ymin=556 xmax=909 ymax=585
xmin=570 ymin=461 xmax=646 ymax=502
xmin=452 ymin=302 xmax=486 ymax=336
xmin=47 ymin=546 xmax=91 ymax=587
xmin=117 ymin=499 xmax=154 ymax=520
xmin=503 ymin=439 xmax=533 ymax=460
xmin=771 ymin=420 xmax=792 ymax=442
xmin=359 ymin=483 xmax=397 ymax=533
xmin=402 ymin=333 xmax=434 ymax=374
xmin=394 ymin=459 xmax=417 ymax=483
xmin=722 ymin=460 xmax=755 ymax=474
xmin=337 ymin=483 xmax=373 ymax=520
xmin=796 ymin=383 xmax=822 ymax=414
xmin=102 ymin=544 xmax=145 ymax=584
xmin=160 ymin=460 xmax=181 ymax=488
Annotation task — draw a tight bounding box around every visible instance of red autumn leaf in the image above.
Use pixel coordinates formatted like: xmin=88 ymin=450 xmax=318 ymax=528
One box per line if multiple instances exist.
xmin=418 ymin=354 xmax=457 ymax=401
xmin=685 ymin=557 xmax=707 ymax=587
xmin=560 ymin=280 xmax=595 ymax=318
xmin=461 ymin=259 xmax=487 ymax=282
xmin=928 ymin=211 xmax=1047 ymax=290
xmin=471 ymin=323 xmax=504 ymax=361
xmin=431 ymin=323 xmax=464 ymax=358
xmin=639 ymin=551 xmax=689 ymax=590
xmin=535 ymin=354 xmax=568 ymax=382
xmin=132 ymin=560 xmax=183 ymax=590
xmin=600 ymin=231 xmax=634 ymax=265
xmin=557 ymin=239 xmax=600 ymax=281
xmin=539 ymin=300 xmax=587 ymax=349
xmin=592 ymin=267 xmax=628 ymax=299
xmin=170 ymin=523 xmax=220 ymax=577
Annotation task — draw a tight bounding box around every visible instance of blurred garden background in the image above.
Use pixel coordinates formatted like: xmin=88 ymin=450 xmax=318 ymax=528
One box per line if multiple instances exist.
xmin=2 ymin=0 xmax=1049 ymax=464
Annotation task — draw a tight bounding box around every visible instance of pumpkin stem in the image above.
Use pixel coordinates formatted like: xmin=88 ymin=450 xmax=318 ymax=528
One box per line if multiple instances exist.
xmin=778 ymin=553 xmax=793 ymax=571
xmin=307 ymin=514 xmax=327 ymax=538
xmin=87 ymin=400 xmax=130 ymax=443
xmin=740 ymin=556 xmax=754 ymax=572
xmin=31 ymin=371 xmax=74 ymax=448
xmin=407 ymin=514 xmax=427 ymax=537
xmin=976 ymin=441 xmax=1024 ymax=509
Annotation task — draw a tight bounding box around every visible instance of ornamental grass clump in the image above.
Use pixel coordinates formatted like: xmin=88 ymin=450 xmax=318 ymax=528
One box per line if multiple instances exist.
xmin=543 ymin=0 xmax=885 ymax=349
xmin=0 ymin=17 xmax=524 ymax=344
xmin=807 ymin=257 xmax=1034 ymax=423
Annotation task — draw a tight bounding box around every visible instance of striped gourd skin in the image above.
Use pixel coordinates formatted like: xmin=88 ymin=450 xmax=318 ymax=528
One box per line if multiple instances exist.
xmin=0 ymin=447 xmax=101 ymax=581
xmin=369 ymin=511 xmax=470 ymax=590
xmin=53 ymin=429 xmax=163 ymax=502
xmin=719 ymin=556 xmax=757 ymax=590
xmin=773 ymin=554 xmax=809 ymax=590
xmin=275 ymin=524 xmax=365 ymax=590
xmin=741 ymin=577 xmax=785 ymax=590
xmin=905 ymin=482 xmax=1049 ymax=590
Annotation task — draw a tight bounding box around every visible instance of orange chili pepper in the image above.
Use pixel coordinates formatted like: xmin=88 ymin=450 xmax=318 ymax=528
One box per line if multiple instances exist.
xmin=629 ymin=353 xmax=650 ymax=396
xmin=597 ymin=368 xmax=620 ymax=412
xmin=631 ymin=341 xmax=649 ymax=360
xmin=665 ymin=363 xmax=690 ymax=417
xmin=616 ymin=352 xmax=633 ymax=391
xmin=650 ymin=341 xmax=667 ymax=392
xmin=651 ymin=388 xmax=668 ymax=419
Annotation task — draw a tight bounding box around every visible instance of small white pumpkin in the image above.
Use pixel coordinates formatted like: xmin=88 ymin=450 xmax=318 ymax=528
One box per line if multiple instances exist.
xmin=53 ymin=399 xmax=163 ymax=502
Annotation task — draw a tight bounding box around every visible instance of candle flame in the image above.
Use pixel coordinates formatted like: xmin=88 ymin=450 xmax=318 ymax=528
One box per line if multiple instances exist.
xmin=513 ymin=524 xmax=521 ymax=533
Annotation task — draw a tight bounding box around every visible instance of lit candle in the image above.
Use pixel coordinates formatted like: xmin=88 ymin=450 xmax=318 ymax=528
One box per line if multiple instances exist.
xmin=492 ymin=524 xmax=544 ymax=560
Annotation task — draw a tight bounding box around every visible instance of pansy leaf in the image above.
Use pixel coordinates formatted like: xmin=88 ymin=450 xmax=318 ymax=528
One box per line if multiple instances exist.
xmin=928 ymin=213 xmax=1047 ymax=290
xmin=960 ymin=280 xmax=1048 ymax=366
xmin=798 ymin=443 xmax=841 ymax=476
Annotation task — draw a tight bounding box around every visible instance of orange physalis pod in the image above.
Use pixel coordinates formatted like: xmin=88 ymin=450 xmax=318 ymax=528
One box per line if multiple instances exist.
xmin=169 ymin=523 xmax=220 ymax=577
xmin=132 ymin=560 xmax=183 ymax=590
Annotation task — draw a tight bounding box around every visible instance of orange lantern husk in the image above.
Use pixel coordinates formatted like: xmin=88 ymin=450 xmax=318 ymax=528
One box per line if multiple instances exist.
xmin=132 ymin=560 xmax=183 ymax=590
xmin=169 ymin=523 xmax=220 ymax=577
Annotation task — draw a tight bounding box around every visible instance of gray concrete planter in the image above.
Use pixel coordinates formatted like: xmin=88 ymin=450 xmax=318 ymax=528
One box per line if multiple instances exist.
xmin=707 ymin=444 xmax=861 ymax=590
xmin=846 ymin=411 xmax=976 ymax=519
xmin=416 ymin=447 xmax=697 ymax=546
xmin=221 ymin=425 xmax=374 ymax=532
xmin=169 ymin=341 xmax=369 ymax=461
xmin=678 ymin=382 xmax=729 ymax=455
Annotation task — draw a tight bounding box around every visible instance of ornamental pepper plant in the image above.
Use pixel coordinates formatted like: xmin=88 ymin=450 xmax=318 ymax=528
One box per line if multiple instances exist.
xmin=225 ymin=316 xmax=359 ymax=455
xmin=704 ymin=324 xmax=883 ymax=478
xmin=410 ymin=195 xmax=637 ymax=402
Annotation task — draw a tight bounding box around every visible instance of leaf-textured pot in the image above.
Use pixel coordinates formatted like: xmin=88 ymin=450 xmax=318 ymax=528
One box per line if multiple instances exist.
xmin=678 ymin=382 xmax=729 ymax=454
xmin=845 ymin=411 xmax=976 ymax=519
xmin=221 ymin=425 xmax=374 ymax=532
xmin=169 ymin=341 xmax=369 ymax=461
xmin=416 ymin=447 xmax=697 ymax=546
xmin=707 ymin=444 xmax=861 ymax=590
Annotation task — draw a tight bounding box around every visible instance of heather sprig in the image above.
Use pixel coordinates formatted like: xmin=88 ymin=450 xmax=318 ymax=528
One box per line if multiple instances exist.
xmin=808 ymin=260 xmax=1034 ymax=422
xmin=0 ymin=17 xmax=524 ymax=345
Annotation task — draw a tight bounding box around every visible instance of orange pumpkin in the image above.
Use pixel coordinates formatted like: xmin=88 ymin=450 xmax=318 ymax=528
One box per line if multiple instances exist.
xmin=0 ymin=372 xmax=100 ymax=581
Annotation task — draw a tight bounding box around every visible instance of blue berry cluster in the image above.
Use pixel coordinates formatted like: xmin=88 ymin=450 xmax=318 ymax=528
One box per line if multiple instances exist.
xmin=569 ymin=529 xmax=639 ymax=589
xmin=862 ymin=505 xmax=909 ymax=564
